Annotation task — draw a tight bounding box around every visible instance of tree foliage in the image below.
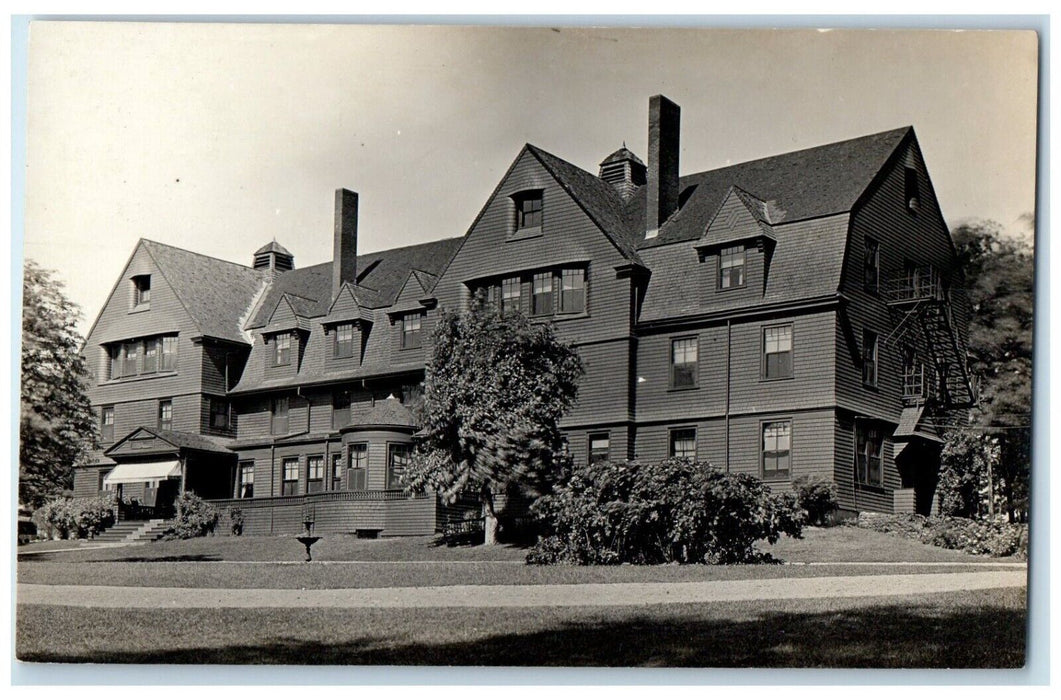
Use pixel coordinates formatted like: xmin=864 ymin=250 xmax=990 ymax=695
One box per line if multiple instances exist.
xmin=938 ymin=430 xmax=999 ymax=519
xmin=948 ymin=220 xmax=1033 ymax=522
xmin=403 ymin=296 xmax=584 ymax=543
xmin=20 ymin=260 xmax=97 ymax=508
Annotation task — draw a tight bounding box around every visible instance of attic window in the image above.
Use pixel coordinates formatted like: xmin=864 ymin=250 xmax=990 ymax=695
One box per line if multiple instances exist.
xmin=905 ymin=167 xmax=920 ymax=213
xmin=333 ymin=323 xmax=355 ymax=359
xmin=718 ymin=246 xmax=746 ymax=290
xmin=513 ymin=190 xmax=543 ymax=231
xmin=274 ymin=332 xmax=292 ymax=366
xmin=132 ymin=275 xmax=151 ymax=307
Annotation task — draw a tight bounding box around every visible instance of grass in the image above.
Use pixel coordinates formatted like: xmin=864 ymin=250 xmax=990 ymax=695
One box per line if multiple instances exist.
xmin=16 ymin=587 xmax=1026 ymax=667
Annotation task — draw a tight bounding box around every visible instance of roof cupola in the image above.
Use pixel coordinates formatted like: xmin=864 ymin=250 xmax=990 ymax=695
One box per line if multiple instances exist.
xmin=253 ymin=240 xmax=294 ymax=273
xmin=598 ymin=143 xmax=646 ymax=200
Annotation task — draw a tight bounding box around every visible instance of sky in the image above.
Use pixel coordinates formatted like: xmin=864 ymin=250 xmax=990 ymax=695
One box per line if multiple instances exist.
xmin=22 ymin=23 xmax=1039 ymax=337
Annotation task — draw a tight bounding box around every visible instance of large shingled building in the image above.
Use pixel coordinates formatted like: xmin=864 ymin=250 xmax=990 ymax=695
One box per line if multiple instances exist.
xmin=75 ymin=95 xmax=974 ymax=535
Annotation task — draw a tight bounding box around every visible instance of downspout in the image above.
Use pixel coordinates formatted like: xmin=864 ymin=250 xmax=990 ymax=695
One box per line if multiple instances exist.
xmin=725 ymin=318 xmax=731 ymax=472
xmin=269 ymin=441 xmax=276 ymax=534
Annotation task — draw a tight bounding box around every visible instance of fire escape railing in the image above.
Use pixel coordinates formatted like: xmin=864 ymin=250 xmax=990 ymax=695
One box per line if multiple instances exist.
xmin=882 ymin=264 xmax=977 ymax=411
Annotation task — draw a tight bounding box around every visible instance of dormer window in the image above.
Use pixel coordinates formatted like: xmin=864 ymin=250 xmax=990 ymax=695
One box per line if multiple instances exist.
xmin=274 ymin=332 xmax=292 ymax=366
xmin=334 ymin=323 xmax=355 ymax=359
xmin=132 ymin=275 xmax=151 ymax=308
xmin=718 ymin=246 xmax=746 ymax=290
xmin=514 ymin=190 xmax=543 ymax=231
xmin=400 ymin=313 xmax=422 ymax=350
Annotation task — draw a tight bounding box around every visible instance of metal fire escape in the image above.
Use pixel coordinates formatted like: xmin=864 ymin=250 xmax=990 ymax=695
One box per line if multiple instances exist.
xmin=882 ymin=264 xmax=977 ymax=411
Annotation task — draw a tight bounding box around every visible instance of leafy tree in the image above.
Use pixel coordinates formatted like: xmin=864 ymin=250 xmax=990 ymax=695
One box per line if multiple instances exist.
xmin=404 ymin=296 xmax=584 ymax=544
xmin=949 ymin=219 xmax=1033 ymax=522
xmin=938 ymin=430 xmax=998 ymax=518
xmin=20 ymin=260 xmax=97 ymax=507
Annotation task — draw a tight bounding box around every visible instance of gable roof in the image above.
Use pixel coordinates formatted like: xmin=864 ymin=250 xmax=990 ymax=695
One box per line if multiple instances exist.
xmin=246 ymin=237 xmax=463 ymax=329
xmin=641 ymin=126 xmax=912 ymax=249
xmin=141 ymin=240 xmax=269 ymax=345
xmin=696 ymin=186 xmax=777 ymax=249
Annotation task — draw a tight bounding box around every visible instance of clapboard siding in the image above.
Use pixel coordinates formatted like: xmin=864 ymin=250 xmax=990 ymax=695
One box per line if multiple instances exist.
xmin=839 ymin=139 xmax=964 ymax=419
xmin=833 ymin=410 xmax=901 ymax=513
xmin=564 ymin=424 xmax=632 ymax=465
xmin=96 ymin=394 xmax=202 ymax=447
xmin=700 ymin=240 xmax=767 ymax=306
xmin=73 ymin=467 xmax=110 ymax=498
xmin=635 ymin=326 xmax=728 ymax=423
xmin=564 ymin=339 xmax=635 ymax=425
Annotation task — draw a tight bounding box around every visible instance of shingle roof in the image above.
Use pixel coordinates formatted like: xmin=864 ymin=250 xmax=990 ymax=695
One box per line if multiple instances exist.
xmin=344 ymin=396 xmax=418 ymax=430
xmin=640 ymin=127 xmax=911 ymax=249
xmin=246 ymin=237 xmax=463 ymax=329
xmin=141 ymin=240 xmax=268 ymax=345
xmin=600 ymin=144 xmax=644 ymax=167
xmin=150 ymin=428 xmax=235 ymax=453
xmin=696 ymin=186 xmax=776 ymax=249
xmin=527 ymin=144 xmax=644 ymax=263
xmin=255 ymin=240 xmax=293 ymax=256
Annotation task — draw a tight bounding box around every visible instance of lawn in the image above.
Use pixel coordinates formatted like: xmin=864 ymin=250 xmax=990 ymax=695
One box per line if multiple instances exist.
xmin=16 ymin=587 xmax=1026 ymax=667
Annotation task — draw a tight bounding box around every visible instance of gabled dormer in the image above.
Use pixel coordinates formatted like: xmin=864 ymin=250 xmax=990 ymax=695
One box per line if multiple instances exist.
xmin=695 ymin=186 xmax=777 ymax=303
xmin=260 ymin=294 xmax=312 ymax=378
xmin=321 ymin=282 xmax=374 ymax=369
xmin=386 ymin=269 xmax=439 ymax=354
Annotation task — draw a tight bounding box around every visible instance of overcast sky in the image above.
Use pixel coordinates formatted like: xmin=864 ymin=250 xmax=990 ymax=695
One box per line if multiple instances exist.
xmin=23 ymin=23 xmax=1039 ymax=336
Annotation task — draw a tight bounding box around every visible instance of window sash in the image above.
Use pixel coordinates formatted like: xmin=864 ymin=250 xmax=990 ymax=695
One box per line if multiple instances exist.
xmin=281 ymin=459 xmax=299 ymax=496
xmin=332 ymin=392 xmax=350 ymax=430
xmin=122 ymin=342 xmax=139 ymax=376
xmin=669 ymin=429 xmax=697 ymax=459
xmin=334 ymin=324 xmax=354 ymax=358
xmin=274 ymin=333 xmax=292 ymax=366
xmin=348 ymin=444 xmax=368 ymax=490
xmin=856 ymin=426 xmax=884 ymax=485
xmin=134 ymin=276 xmax=151 ymax=305
xmin=719 ymin=246 xmax=746 ymax=289
xmin=532 ymin=272 xmax=554 ymax=316
xmin=238 ymin=463 xmax=254 ymax=499
xmin=560 ymin=269 xmax=585 ymax=314
xmin=671 ymin=337 xmax=698 ymax=388
xmin=160 ymin=336 xmax=178 ymax=371
xmin=331 ymin=454 xmax=343 ymax=491
xmin=101 ymin=407 xmax=114 ymax=442
xmin=306 ymin=457 xmax=324 ymax=493
xmin=588 ymin=434 xmax=610 ymax=464
xmin=501 ymin=277 xmax=521 ymax=314
xmin=157 ymin=401 xmax=172 ymax=431
xmin=401 ymin=314 xmax=422 ymax=349
xmin=762 ymin=422 xmax=792 ymax=476
xmin=142 ymin=338 xmax=159 ymax=374
xmin=210 ymin=399 xmax=230 ymax=430
xmin=387 ymin=444 xmax=411 ymax=489
xmin=763 ymin=326 xmax=793 ymax=379
xmin=862 ymin=331 xmax=878 ymax=386
xmin=518 ymin=195 xmax=542 ymax=229
xmin=271 ymin=397 xmax=289 ymax=435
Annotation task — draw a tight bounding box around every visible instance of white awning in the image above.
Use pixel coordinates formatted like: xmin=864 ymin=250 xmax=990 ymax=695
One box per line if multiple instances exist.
xmin=103 ymin=460 xmax=181 ymax=486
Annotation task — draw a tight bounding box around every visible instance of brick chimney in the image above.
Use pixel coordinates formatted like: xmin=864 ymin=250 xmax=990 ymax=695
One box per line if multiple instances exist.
xmin=333 ymin=188 xmax=358 ymax=300
xmin=645 ymin=95 xmax=680 ymax=239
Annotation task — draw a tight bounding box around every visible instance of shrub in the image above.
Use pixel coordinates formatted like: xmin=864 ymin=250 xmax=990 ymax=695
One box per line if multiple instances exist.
xmin=163 ymin=492 xmax=220 ymax=540
xmin=228 ymin=506 xmax=245 ymax=536
xmin=32 ymin=495 xmax=116 ymax=539
xmin=792 ymin=475 xmax=838 ymax=526
xmin=528 ymin=458 xmax=804 ymax=565
xmin=853 ymin=511 xmax=1027 ymax=558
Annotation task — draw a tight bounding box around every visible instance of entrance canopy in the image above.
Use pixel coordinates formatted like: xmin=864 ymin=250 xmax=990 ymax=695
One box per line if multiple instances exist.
xmin=103 ymin=460 xmax=181 ymax=487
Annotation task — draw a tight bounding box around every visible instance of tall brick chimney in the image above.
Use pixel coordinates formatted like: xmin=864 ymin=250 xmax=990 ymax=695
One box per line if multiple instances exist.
xmin=645 ymin=95 xmax=680 ymax=239
xmin=333 ymin=188 xmax=358 ymax=300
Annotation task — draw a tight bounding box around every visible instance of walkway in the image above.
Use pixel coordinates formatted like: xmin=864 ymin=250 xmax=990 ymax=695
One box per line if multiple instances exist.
xmin=17 ymin=569 xmax=1026 ymax=610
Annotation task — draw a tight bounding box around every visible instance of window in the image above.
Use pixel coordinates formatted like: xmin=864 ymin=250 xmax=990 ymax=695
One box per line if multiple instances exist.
xmin=387 ymin=443 xmax=412 ymax=489
xmin=331 ymin=454 xmax=343 ymax=491
xmin=588 ymin=433 xmax=610 ymax=464
xmin=281 ymin=458 xmax=299 ymax=496
xmin=532 ymin=272 xmax=554 ymax=316
xmin=560 ymin=268 xmax=585 ymax=314
xmin=719 ymin=245 xmax=746 ymax=290
xmin=856 ymin=423 xmax=884 ymax=486
xmin=515 ymin=191 xmax=543 ymax=230
xmin=122 ymin=341 xmax=139 ymax=377
xmin=864 ymin=237 xmax=880 ymax=294
xmin=132 ymin=275 xmax=151 ymax=307
xmin=100 ymin=406 xmax=114 ymax=443
xmin=670 ymin=428 xmax=697 ymax=459
xmin=307 ymin=456 xmax=324 ymax=493
xmin=107 ymin=335 xmax=178 ymax=380
xmin=762 ymin=421 xmax=791 ymax=478
xmin=862 ymin=329 xmax=879 ymax=388
xmin=905 ymin=167 xmax=920 ymax=212
xmin=348 ymin=443 xmax=368 ymax=490
xmin=332 ymin=390 xmax=350 ymax=430
xmin=237 ymin=462 xmax=254 ymax=499
xmin=501 ymin=277 xmax=521 ymax=315
xmin=142 ymin=337 xmax=159 ymax=374
xmin=401 ymin=313 xmax=422 ymax=350
xmin=670 ymin=336 xmax=698 ymax=389
xmin=763 ymin=325 xmax=793 ymax=380
xmin=157 ymin=399 xmax=172 ymax=431
xmin=902 ymin=346 xmax=924 ymax=399
xmin=210 ymin=398 xmax=230 ymax=430
xmin=334 ymin=323 xmax=354 ymax=358
xmin=161 ymin=336 xmax=178 ymax=371
xmin=274 ymin=332 xmax=292 ymax=366
xmin=271 ymin=396 xmax=289 ymax=435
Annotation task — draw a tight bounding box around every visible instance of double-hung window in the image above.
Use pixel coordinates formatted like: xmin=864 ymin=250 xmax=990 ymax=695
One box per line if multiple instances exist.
xmin=719 ymin=246 xmax=745 ymax=289
xmin=334 ymin=323 xmax=354 ymax=358
xmin=401 ymin=313 xmax=422 ymax=349
xmin=515 ymin=191 xmax=543 ymax=230
xmin=281 ymin=458 xmax=299 ymax=496
xmin=307 ymin=456 xmax=324 ymax=493
xmin=330 ymin=454 xmax=343 ymax=491
xmin=157 ymin=399 xmax=172 ymax=431
xmin=348 ymin=443 xmax=368 ymax=490
xmin=122 ymin=341 xmax=139 ymax=377
xmin=100 ymin=406 xmax=115 ymax=443
xmin=532 ymin=272 xmax=554 ymax=316
xmin=588 ymin=433 xmax=610 ymax=464
xmin=862 ymin=329 xmax=879 ymax=388
xmin=669 ymin=428 xmax=697 ymax=460
xmin=670 ymin=337 xmax=698 ymax=389
xmin=559 ymin=268 xmax=585 ymax=314
xmin=501 ymin=277 xmax=521 ymax=315
xmin=142 ymin=338 xmax=159 ymax=374
xmin=274 ymin=332 xmax=292 ymax=366
xmin=762 ymin=421 xmax=792 ymax=478
xmin=332 ymin=390 xmax=351 ymax=430
xmin=237 ymin=462 xmax=254 ymax=499
xmin=271 ymin=396 xmax=289 ymax=435
xmin=763 ymin=325 xmax=793 ymax=380
xmin=856 ymin=423 xmax=884 ymax=486
xmin=387 ymin=444 xmax=412 ymax=489
xmin=160 ymin=336 xmax=178 ymax=371
xmin=210 ymin=398 xmax=230 ymax=430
